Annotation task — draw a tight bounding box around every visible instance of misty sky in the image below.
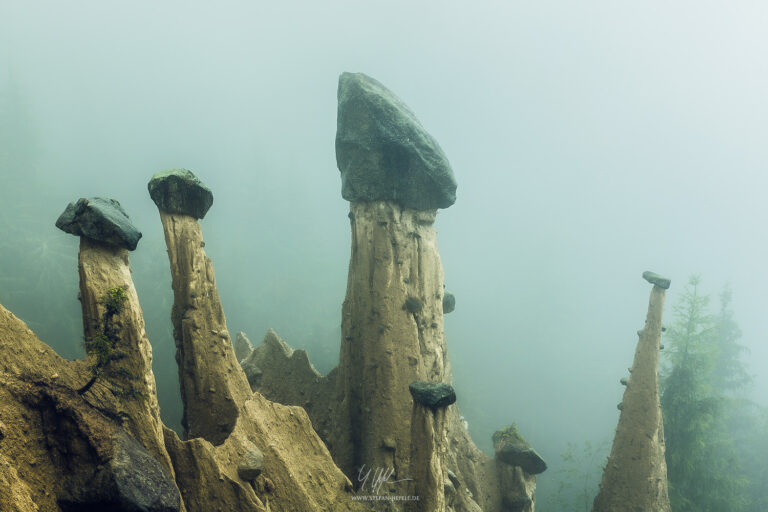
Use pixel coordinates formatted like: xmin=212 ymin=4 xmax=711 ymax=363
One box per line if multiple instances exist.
xmin=2 ymin=1 xmax=767 ymax=507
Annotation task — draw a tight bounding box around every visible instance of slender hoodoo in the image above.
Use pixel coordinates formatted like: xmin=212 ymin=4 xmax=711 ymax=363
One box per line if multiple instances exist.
xmin=331 ymin=72 xmax=457 ymax=485
xmin=148 ymin=169 xmax=251 ymax=445
xmin=591 ymin=271 xmax=672 ymax=512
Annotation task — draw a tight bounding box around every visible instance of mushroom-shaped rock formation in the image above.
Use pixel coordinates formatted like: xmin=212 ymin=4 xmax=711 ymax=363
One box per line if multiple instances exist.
xmin=335 ymin=72 xmax=457 ymax=210
xmin=443 ymin=291 xmax=456 ymax=314
xmin=493 ymin=425 xmax=547 ymax=475
xmin=56 ymin=197 xmax=142 ymax=250
xmin=148 ymin=169 xmax=214 ymax=219
xmin=330 ymin=72 xmax=509 ymax=512
xmin=592 ymin=272 xmax=672 ymax=512
xmin=409 ymin=381 xmax=457 ymax=410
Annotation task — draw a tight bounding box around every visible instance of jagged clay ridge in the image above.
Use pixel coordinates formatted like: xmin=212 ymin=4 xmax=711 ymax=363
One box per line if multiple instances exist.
xmin=592 ymin=272 xmax=672 ymax=512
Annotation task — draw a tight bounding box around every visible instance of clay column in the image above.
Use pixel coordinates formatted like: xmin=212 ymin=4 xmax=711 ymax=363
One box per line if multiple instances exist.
xmin=148 ymin=169 xmax=251 ymax=445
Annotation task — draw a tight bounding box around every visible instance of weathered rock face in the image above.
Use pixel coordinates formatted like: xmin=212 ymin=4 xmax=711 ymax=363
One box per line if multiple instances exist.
xmin=592 ymin=274 xmax=672 ymax=512
xmin=336 ymin=72 xmax=457 ymax=210
xmin=55 ymin=197 xmax=142 ymax=250
xmin=148 ymin=169 xmax=214 ymax=219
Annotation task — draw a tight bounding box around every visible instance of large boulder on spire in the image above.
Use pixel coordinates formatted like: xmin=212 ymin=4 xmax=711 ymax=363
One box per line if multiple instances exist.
xmin=335 ymin=72 xmax=457 ymax=210
xmin=148 ymin=169 xmax=213 ymax=219
xmin=55 ymin=197 xmax=142 ymax=250
xmin=493 ymin=425 xmax=547 ymax=475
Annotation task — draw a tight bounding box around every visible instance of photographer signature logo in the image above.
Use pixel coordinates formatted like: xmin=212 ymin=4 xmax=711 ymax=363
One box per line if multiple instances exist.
xmin=357 ymin=464 xmax=413 ymax=495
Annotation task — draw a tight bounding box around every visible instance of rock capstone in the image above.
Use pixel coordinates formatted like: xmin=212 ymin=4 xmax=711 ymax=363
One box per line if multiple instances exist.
xmin=642 ymin=271 xmax=671 ymax=290
xmin=408 ymin=381 xmax=457 ymax=410
xmin=493 ymin=426 xmax=547 ymax=475
xmin=55 ymin=197 xmax=142 ymax=250
xmin=148 ymin=169 xmax=214 ymax=219
xmin=335 ymin=72 xmax=457 ymax=210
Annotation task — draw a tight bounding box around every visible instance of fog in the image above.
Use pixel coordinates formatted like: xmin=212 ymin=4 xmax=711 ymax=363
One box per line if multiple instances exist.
xmin=2 ymin=1 xmax=767 ymax=509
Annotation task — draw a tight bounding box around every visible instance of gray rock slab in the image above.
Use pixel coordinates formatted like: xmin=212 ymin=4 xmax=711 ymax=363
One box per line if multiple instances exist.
xmin=408 ymin=381 xmax=456 ymax=410
xmin=108 ymin=432 xmax=181 ymax=511
xmin=642 ymin=271 xmax=671 ymax=289
xmin=237 ymin=442 xmax=264 ymax=481
xmin=335 ymin=72 xmax=457 ymax=210
xmin=55 ymin=197 xmax=142 ymax=250
xmin=148 ymin=169 xmax=213 ymax=219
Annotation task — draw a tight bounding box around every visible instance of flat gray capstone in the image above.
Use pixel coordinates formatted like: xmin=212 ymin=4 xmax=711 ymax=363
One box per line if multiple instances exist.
xmin=55 ymin=197 xmax=142 ymax=251
xmin=148 ymin=169 xmax=213 ymax=219
xmin=335 ymin=72 xmax=457 ymax=211
xmin=408 ymin=381 xmax=456 ymax=410
xmin=642 ymin=271 xmax=671 ymax=289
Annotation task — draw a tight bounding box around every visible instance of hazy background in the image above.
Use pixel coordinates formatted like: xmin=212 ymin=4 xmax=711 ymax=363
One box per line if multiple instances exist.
xmin=1 ymin=1 xmax=766 ymax=508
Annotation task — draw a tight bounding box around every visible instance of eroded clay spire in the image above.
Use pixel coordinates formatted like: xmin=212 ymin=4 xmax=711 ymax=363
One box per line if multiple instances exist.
xmin=592 ymin=271 xmax=672 ymax=512
xmin=148 ymin=169 xmax=250 ymax=445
